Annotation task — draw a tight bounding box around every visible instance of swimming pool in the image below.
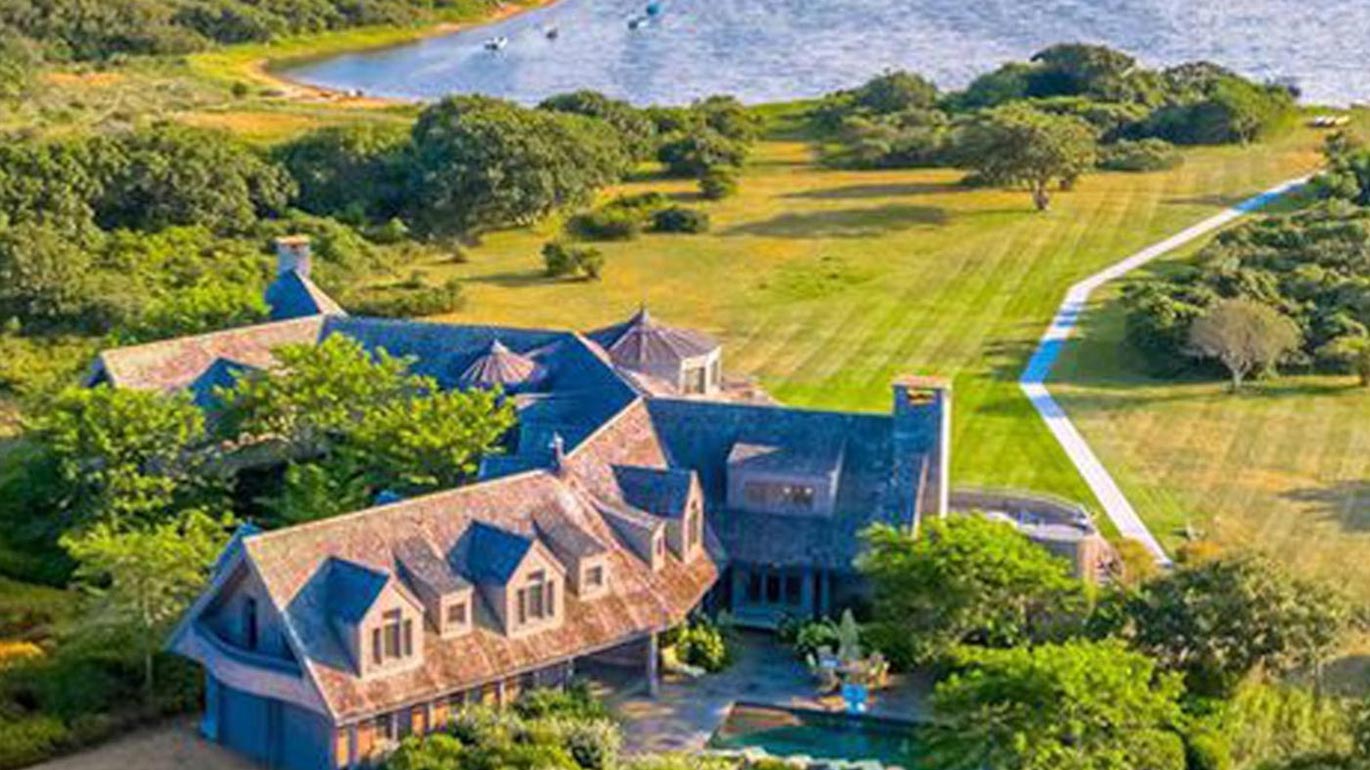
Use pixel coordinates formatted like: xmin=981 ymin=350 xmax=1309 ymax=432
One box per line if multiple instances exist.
xmin=708 ymin=702 xmax=919 ymax=767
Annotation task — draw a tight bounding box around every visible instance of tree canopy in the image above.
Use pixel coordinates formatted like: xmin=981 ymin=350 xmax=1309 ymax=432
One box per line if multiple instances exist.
xmin=956 ymin=104 xmax=1098 ymax=210
xmin=1186 ymin=298 xmax=1301 ymax=390
xmin=925 ymin=640 xmax=1186 ymax=770
xmin=858 ymin=517 xmax=1087 ymax=666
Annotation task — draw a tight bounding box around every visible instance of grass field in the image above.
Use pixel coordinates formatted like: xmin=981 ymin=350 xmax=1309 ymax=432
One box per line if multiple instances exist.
xmin=407 ymin=114 xmax=1331 ymax=509
xmin=1052 ymin=193 xmax=1370 ymax=597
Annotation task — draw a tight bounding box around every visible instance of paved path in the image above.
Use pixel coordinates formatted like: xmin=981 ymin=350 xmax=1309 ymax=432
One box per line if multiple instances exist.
xmin=1020 ymin=176 xmax=1310 ymax=567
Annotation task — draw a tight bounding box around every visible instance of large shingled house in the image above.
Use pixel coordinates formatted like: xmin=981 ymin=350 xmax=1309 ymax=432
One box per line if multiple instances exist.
xmin=86 ymin=238 xmax=952 ymax=770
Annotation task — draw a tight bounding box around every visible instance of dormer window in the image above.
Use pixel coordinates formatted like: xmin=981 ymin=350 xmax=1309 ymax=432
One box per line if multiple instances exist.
xmin=447 ymin=602 xmax=467 ymax=626
xmin=586 ymin=565 xmax=604 ymax=588
xmin=242 ymin=597 xmax=258 ymax=651
xmin=373 ymin=609 xmax=413 ymax=665
xmin=688 ymin=509 xmax=703 ymax=552
xmin=518 ymin=570 xmax=555 ymax=624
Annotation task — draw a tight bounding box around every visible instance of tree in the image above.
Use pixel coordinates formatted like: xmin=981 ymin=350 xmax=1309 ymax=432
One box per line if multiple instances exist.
xmin=957 ymin=104 xmax=1097 ymax=210
xmin=274 ymin=123 xmax=410 ymax=222
xmin=344 ymin=386 xmax=516 ymax=493
xmin=265 ymin=457 xmax=372 ymax=525
xmin=63 ymin=509 xmax=230 ymax=692
xmin=657 ymin=128 xmax=748 ymax=178
xmin=216 ymin=335 xmax=418 ymax=454
xmin=543 ymin=242 xmax=605 ymax=280
xmin=539 ymin=90 xmax=658 ymax=162
xmin=96 ymin=123 xmax=295 ymax=234
xmin=858 ymin=517 xmax=1087 ymax=666
xmin=409 ymin=96 xmax=627 ymax=235
xmin=0 ymin=28 xmax=38 ymax=100
xmin=1118 ymin=553 xmax=1352 ymax=697
xmin=1187 ymin=298 xmax=1300 ymax=391
xmin=1028 ymin=43 xmax=1140 ymax=101
xmin=0 ymin=223 xmax=98 ymax=327
xmin=925 ymin=640 xmax=1186 ymax=770
xmin=29 ymin=385 xmax=209 ymax=530
xmin=849 ymin=71 xmax=939 ymax=114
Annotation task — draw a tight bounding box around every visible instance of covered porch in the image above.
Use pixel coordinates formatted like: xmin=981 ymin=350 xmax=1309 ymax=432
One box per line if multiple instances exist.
xmin=723 ymin=565 xmax=859 ymax=629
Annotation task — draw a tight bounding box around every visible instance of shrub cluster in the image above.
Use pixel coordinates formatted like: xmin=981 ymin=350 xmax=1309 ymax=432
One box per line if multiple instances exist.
xmin=1097 ymin=138 xmax=1184 ymax=172
xmin=663 ymin=617 xmax=732 ymax=672
xmin=542 ymin=242 xmax=605 ymax=281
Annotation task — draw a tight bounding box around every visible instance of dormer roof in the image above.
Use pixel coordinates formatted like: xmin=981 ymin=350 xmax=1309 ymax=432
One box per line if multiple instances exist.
xmin=533 ymin=510 xmax=608 ymax=565
xmin=326 ymin=558 xmax=391 ymax=625
xmin=265 ymin=270 xmax=346 ymax=321
xmin=727 ymin=439 xmax=845 ymax=477
xmin=589 ymin=307 xmax=718 ymax=369
xmin=460 ymin=522 xmax=536 ymax=584
xmin=611 ymin=464 xmax=694 ymax=518
xmin=394 ymin=536 xmax=469 ymax=596
xmin=189 ymin=357 xmax=254 ymax=408
xmin=458 ymin=339 xmax=546 ymax=391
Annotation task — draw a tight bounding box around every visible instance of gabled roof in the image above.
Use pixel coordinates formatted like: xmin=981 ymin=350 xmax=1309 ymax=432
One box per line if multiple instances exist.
xmin=534 ymin=509 xmax=608 ymax=565
xmin=588 ymin=307 xmax=719 ymax=369
xmin=395 ymin=537 xmax=469 ymax=596
xmin=611 ymin=464 xmax=694 ymax=518
xmin=190 ymin=358 xmax=254 ymax=408
xmin=265 ymin=270 xmax=346 ymax=321
xmin=460 ymin=522 xmax=536 ymax=584
xmin=326 ymin=558 xmax=391 ymax=625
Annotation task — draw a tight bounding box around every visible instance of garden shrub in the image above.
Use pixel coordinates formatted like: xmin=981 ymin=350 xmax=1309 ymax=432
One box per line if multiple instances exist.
xmin=567 ymin=208 xmax=643 ymax=241
xmin=544 ymin=717 xmax=622 ymax=770
xmin=665 ymin=618 xmax=731 ymax=672
xmin=785 ymin=618 xmax=840 ymax=659
xmin=1184 ymin=723 xmax=1233 ymax=770
xmin=543 ymin=243 xmax=605 ymax=281
xmin=651 ymin=206 xmax=710 ymax=234
xmin=1098 ymin=138 xmax=1183 ymax=171
xmin=513 ymin=682 xmax=609 ymax=720
xmin=0 ymin=715 xmax=69 ymax=770
xmin=699 ymin=167 xmax=739 ymax=200
xmin=345 ymin=278 xmax=464 ymax=318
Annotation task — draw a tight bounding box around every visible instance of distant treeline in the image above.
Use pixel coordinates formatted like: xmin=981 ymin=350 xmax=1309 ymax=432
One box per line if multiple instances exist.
xmin=812 ymin=44 xmax=1298 ymax=172
xmin=0 ymin=0 xmax=499 ymax=62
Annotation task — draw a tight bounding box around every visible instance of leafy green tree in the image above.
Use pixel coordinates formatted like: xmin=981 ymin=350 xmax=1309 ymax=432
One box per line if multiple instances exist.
xmin=0 ymin=28 xmax=38 ymax=100
xmin=118 ymin=278 xmax=268 ymax=344
xmin=217 ymin=334 xmax=418 ymax=453
xmin=265 ymin=457 xmax=372 ymax=525
xmin=692 ymin=94 xmax=762 ymax=143
xmin=657 ymin=128 xmax=749 ymax=178
xmin=345 ymin=385 xmax=515 ymax=493
xmin=28 ymin=385 xmax=208 ymax=530
xmin=956 ymin=104 xmax=1098 ymax=210
xmin=1187 ymin=298 xmax=1301 ymax=391
xmin=858 ymin=517 xmax=1087 ymax=666
xmin=409 ymin=96 xmax=627 ymax=235
xmin=1028 ymin=43 xmax=1142 ymax=101
xmin=849 ymin=70 xmax=940 ymax=114
xmin=539 ymin=90 xmax=659 ymax=162
xmin=955 ymin=62 xmax=1034 ymax=110
xmin=274 ymin=123 xmax=411 ymax=222
xmin=0 ymin=223 xmax=98 ymax=327
xmin=96 ymin=123 xmax=296 ymax=234
xmin=1116 ymin=553 xmax=1352 ymax=697
xmin=63 ymin=508 xmax=230 ymax=692
xmin=925 ymin=640 xmax=1186 ymax=770
xmin=543 ymin=241 xmax=605 ymax=280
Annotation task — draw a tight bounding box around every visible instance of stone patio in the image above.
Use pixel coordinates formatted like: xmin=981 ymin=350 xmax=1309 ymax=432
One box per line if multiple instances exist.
xmin=589 ymin=631 xmax=931 ymax=755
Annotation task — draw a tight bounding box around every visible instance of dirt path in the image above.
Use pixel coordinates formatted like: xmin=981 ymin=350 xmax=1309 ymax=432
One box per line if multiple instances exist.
xmin=31 ymin=721 xmax=257 ymax=770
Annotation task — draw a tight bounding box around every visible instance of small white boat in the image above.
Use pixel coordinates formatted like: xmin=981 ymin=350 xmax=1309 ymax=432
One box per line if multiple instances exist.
xmin=627 ymin=15 xmax=648 ymax=30
xmin=483 ymin=36 xmax=509 ymax=51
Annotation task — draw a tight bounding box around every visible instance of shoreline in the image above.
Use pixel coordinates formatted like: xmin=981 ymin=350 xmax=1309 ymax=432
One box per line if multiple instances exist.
xmin=194 ymin=2 xmax=548 ymax=109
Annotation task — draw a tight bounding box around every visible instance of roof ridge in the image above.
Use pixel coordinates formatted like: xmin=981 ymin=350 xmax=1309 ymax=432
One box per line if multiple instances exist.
xmin=99 ymin=315 xmax=326 ymax=357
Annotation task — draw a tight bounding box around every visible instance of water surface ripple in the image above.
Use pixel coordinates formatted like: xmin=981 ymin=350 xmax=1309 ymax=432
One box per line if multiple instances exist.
xmin=283 ymin=0 xmax=1370 ymax=105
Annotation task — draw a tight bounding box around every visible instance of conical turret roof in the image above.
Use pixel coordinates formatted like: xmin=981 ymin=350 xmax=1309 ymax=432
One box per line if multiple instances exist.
xmin=592 ymin=307 xmax=718 ymax=370
xmin=457 ymin=339 xmax=546 ymax=390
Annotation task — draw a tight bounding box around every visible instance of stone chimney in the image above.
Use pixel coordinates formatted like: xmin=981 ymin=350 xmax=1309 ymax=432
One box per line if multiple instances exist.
xmin=273 ymin=235 xmax=312 ymax=278
xmin=890 ymin=375 xmax=952 ymax=529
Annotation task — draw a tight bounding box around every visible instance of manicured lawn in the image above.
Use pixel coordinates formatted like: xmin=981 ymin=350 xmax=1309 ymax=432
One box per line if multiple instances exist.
xmin=1051 ymin=195 xmax=1370 ymax=598
xmin=411 ymin=118 xmax=1329 ymax=510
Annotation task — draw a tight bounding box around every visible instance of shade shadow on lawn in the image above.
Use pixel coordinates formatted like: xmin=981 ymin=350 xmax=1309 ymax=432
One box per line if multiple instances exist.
xmin=781 ymin=182 xmax=968 ymax=200
xmin=723 ymin=204 xmax=949 ymax=239
xmin=1281 ymin=480 xmax=1370 ymax=533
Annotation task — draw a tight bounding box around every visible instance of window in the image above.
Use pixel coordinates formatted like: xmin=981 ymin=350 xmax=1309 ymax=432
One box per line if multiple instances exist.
xmin=520 ymin=571 xmax=554 ymax=625
xmin=586 ymin=565 xmax=604 ymax=588
xmin=447 ymin=602 xmax=467 ymax=626
xmin=765 ymin=575 xmax=781 ymax=604
xmin=379 ymin=713 xmax=397 ymax=742
xmin=709 ymin=359 xmax=721 ymax=387
xmin=655 ymin=536 xmax=666 ymax=558
xmin=242 ymin=598 xmax=258 ymax=651
xmin=784 ymin=575 xmax=802 ymax=606
xmin=683 ymin=365 xmax=707 ymax=394
xmin=689 ymin=509 xmax=703 ymax=551
xmin=746 ymin=572 xmax=762 ymax=602
xmin=743 ymin=482 xmax=768 ymax=507
xmin=780 ymin=485 xmax=815 ymax=509
xmin=375 ymin=609 xmax=410 ymax=664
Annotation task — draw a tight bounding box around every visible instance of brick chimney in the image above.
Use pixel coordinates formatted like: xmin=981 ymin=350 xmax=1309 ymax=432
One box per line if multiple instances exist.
xmin=273 ymin=235 xmax=312 ymax=278
xmin=890 ymin=375 xmax=952 ymax=530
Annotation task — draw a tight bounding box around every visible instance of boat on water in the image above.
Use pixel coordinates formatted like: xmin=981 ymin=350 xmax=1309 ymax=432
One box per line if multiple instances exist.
xmin=645 ymin=2 xmax=662 ymax=16
xmin=483 ymin=36 xmax=509 ymax=51
xmin=545 ymin=26 xmax=560 ymax=40
xmin=627 ymin=15 xmax=648 ymax=30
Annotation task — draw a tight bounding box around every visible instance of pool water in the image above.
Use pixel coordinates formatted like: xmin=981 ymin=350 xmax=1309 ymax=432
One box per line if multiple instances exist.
xmin=708 ymin=702 xmax=919 ymax=767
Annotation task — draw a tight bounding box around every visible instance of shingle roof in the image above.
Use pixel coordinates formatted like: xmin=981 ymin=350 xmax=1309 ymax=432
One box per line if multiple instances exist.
xmin=533 ymin=509 xmax=608 ymax=564
xmin=458 ymin=339 xmax=547 ymax=391
xmin=265 ymin=270 xmax=346 ymax=321
xmin=611 ymin=464 xmax=694 ymax=518
xmin=460 ymin=522 xmax=534 ymax=585
xmin=395 ymin=537 xmax=469 ymax=596
xmin=727 ymin=440 xmax=845 ymax=478
xmin=588 ymin=307 xmax=718 ymax=369
xmin=189 ymin=358 xmax=254 ymax=409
